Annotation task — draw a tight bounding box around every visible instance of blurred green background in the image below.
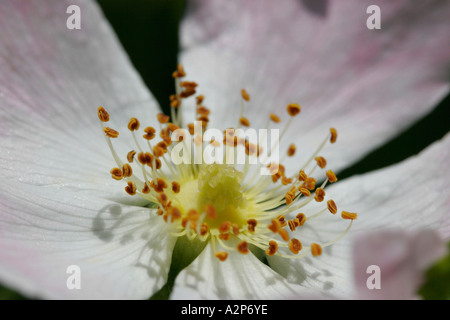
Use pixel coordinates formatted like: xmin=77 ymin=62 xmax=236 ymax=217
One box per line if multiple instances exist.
xmin=0 ymin=0 xmax=449 ymax=300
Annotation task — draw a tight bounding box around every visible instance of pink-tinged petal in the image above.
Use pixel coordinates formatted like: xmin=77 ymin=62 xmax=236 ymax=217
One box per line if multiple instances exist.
xmin=266 ymin=133 xmax=450 ymax=298
xmin=352 ymin=229 xmax=446 ymax=300
xmin=179 ymin=0 xmax=450 ymax=172
xmin=171 ymin=242 xmax=327 ymax=300
xmin=0 ymin=0 xmax=170 ymax=299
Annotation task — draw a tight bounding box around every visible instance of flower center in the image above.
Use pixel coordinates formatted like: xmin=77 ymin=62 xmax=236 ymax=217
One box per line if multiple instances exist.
xmin=97 ymin=64 xmax=357 ymax=262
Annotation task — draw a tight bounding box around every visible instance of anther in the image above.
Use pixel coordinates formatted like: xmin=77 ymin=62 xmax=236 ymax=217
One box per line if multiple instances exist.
xmin=304 ymin=177 xmax=317 ymax=190
xmin=247 ymin=219 xmax=257 ymax=233
xmin=287 ymin=103 xmax=301 ymax=117
xmin=326 ymin=170 xmax=338 ymax=183
xmin=265 ymin=240 xmax=278 ymax=256
xmin=97 ymin=106 xmax=110 ymax=122
xmin=215 ymin=251 xmax=229 ymax=262
xmin=125 ymin=181 xmax=136 ymax=195
xmin=122 ymin=163 xmax=132 ymax=177
xmin=219 ymin=221 xmax=231 ymax=233
xmin=268 ymin=219 xmax=281 ymax=233
xmin=127 ymin=150 xmax=136 ymax=163
xmin=172 ymin=181 xmax=180 ymax=193
xmin=278 ymin=228 xmax=290 ymax=242
xmin=288 ymin=238 xmax=302 ymax=254
xmin=110 ymin=168 xmax=123 ymax=180
xmin=143 ymin=127 xmax=156 ymax=140
xmin=241 ymin=89 xmax=250 ymax=102
xmin=311 ymin=243 xmax=322 ymax=257
xmin=341 ymin=211 xmax=357 ymax=220
xmin=327 ymin=200 xmax=337 ymax=214
xmin=157 ymin=113 xmax=170 ymax=124
xmin=128 ymin=118 xmax=140 ymax=131
xmin=103 ymin=127 xmax=119 ymax=138
xmin=287 ymin=144 xmax=296 ymax=157
xmin=172 ymin=64 xmax=186 ymax=78
xmin=314 ymin=188 xmax=325 ymax=202
xmin=298 ymin=169 xmax=307 ymax=182
xmin=314 ymin=156 xmax=327 ymax=169
xmin=299 ymin=187 xmax=311 ymax=197
xmin=205 ymin=204 xmax=217 ymax=219
xmin=237 ymin=241 xmax=249 ymax=254
xmin=270 ymin=113 xmax=281 ymax=123
xmin=296 ymin=213 xmax=306 ymax=226
xmin=239 ymin=117 xmax=250 ymax=127
xmin=330 ymin=128 xmax=337 ymax=144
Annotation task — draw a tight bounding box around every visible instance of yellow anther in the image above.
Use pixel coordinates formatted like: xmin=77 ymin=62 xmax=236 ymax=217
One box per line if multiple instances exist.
xmin=241 ymin=89 xmax=250 ymax=102
xmin=187 ymin=209 xmax=200 ymax=221
xmin=171 ymin=181 xmax=181 ymax=193
xmin=311 ymin=243 xmax=322 ymax=257
xmin=327 ymin=200 xmax=337 ymax=214
xmin=298 ymin=169 xmax=307 ymax=182
xmin=239 ymin=117 xmax=250 ymax=127
xmin=296 ymin=213 xmax=306 ymax=226
xmin=127 ymin=118 xmax=140 ymax=131
xmin=167 ymin=206 xmax=182 ymax=222
xmin=330 ymin=128 xmax=337 ymax=144
xmin=196 ymin=95 xmax=205 ymax=105
xmin=287 ymin=144 xmax=296 ymax=157
xmin=314 ymin=156 xmax=327 ymax=169
xmin=278 ymin=228 xmax=290 ymax=242
xmin=265 ymin=240 xmax=278 ymax=256
xmin=127 ymin=150 xmax=136 ymax=163
xmin=137 ymin=152 xmax=153 ymax=166
xmin=281 ymin=176 xmax=293 ymax=185
xmin=205 ymin=204 xmax=217 ymax=219
xmin=199 ymin=223 xmax=209 ymax=236
xmin=125 ymin=181 xmax=136 ymax=196
xmin=172 ymin=63 xmax=186 ymax=78
xmin=219 ymin=221 xmax=231 ymax=234
xmin=142 ymin=183 xmax=150 ymax=194
xmin=247 ymin=219 xmax=257 ymax=233
xmin=268 ymin=219 xmax=281 ymax=233
xmin=304 ymin=177 xmax=316 ymax=190
xmin=215 ymin=251 xmax=229 ymax=262
xmin=110 ymin=167 xmax=123 ymax=180
xmin=314 ymin=187 xmax=325 ymax=202
xmin=287 ymin=103 xmax=301 ymax=117
xmin=97 ymin=106 xmax=110 ymax=122
xmin=157 ymin=113 xmax=170 ymax=124
xmin=197 ymin=106 xmax=210 ymax=116
xmin=288 ymin=238 xmax=302 ymax=254
xmin=103 ymin=127 xmax=119 ymax=138
xmin=299 ymin=187 xmax=311 ymax=197
xmin=326 ymin=169 xmax=338 ymax=183
xmin=122 ymin=163 xmax=132 ymax=178
xmin=288 ymin=218 xmax=300 ymax=232
xmin=270 ymin=113 xmax=281 ymax=123
xmin=237 ymin=241 xmax=249 ymax=254
xmin=143 ymin=127 xmax=156 ymax=140
xmin=341 ymin=211 xmax=357 ymax=220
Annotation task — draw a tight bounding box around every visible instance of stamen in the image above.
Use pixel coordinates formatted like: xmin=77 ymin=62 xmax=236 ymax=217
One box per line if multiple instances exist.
xmin=110 ymin=167 xmax=123 ymax=180
xmin=327 ymin=200 xmax=337 ymax=214
xmin=287 ymin=103 xmax=301 ymax=117
xmin=310 ymin=243 xmax=322 ymax=257
xmin=265 ymin=240 xmax=278 ymax=256
xmin=288 ymin=238 xmax=302 ymax=254
xmin=103 ymin=127 xmax=119 ymax=138
xmin=237 ymin=241 xmax=249 ymax=254
xmin=215 ymin=251 xmax=229 ymax=261
xmin=341 ymin=211 xmax=357 ymax=220
xmin=330 ymin=128 xmax=337 ymax=144
xmin=326 ymin=170 xmax=338 ymax=183
xmin=97 ymin=106 xmax=110 ymax=122
xmin=125 ymin=181 xmax=136 ymax=195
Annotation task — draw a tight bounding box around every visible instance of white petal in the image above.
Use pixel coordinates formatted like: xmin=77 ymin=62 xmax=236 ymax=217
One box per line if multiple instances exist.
xmin=178 ymin=0 xmax=450 ymax=172
xmin=171 ymin=242 xmax=325 ymax=300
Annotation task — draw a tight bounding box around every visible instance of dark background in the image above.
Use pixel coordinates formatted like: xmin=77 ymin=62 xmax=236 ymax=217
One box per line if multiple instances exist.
xmin=0 ymin=0 xmax=448 ymax=300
